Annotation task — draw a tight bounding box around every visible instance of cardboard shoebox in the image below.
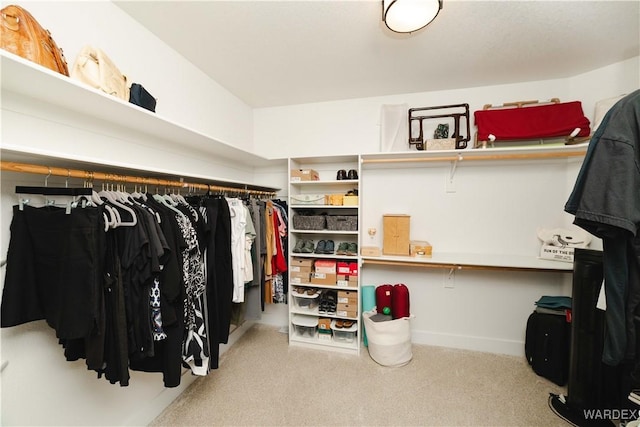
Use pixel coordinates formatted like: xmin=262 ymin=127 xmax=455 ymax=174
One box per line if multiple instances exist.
xmin=290 ymin=271 xmax=311 ymax=284
xmin=338 ymin=290 xmax=358 ymax=304
xmin=336 ymin=302 xmax=358 ymax=318
xmin=314 ymin=259 xmax=336 ymax=274
xmin=290 ymin=169 xmax=320 ymax=182
xmin=290 ymin=258 xmax=313 ymax=273
xmin=349 ymin=262 xmax=358 ymax=275
xmin=318 ymin=317 xmax=332 ymax=331
xmin=337 ymin=262 xmax=350 ymax=275
xmin=310 ymin=272 xmax=337 ymax=286
xmin=337 ymin=274 xmax=358 ymax=288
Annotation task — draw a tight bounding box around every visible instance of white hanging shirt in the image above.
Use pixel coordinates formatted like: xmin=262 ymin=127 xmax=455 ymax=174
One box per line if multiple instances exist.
xmin=226 ymin=197 xmax=247 ymax=303
xmin=243 ymin=204 xmax=256 ymax=284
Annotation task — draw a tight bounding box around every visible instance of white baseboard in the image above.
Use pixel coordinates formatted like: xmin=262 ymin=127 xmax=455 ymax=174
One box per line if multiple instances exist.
xmin=411 ymin=329 xmax=525 ymax=357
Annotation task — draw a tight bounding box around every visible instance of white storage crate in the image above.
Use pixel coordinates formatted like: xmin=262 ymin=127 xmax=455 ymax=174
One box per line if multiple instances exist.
xmin=290 ymin=194 xmax=326 ymax=205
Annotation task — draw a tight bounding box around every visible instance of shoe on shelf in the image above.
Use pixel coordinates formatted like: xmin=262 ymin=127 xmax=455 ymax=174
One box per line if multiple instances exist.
xmin=336 ymin=242 xmax=349 ymax=255
xmin=336 ymin=169 xmax=347 ymax=180
xmin=346 ymin=242 xmax=358 ymax=256
xmin=314 ymin=240 xmax=327 ymax=254
xmin=347 ymin=169 xmax=358 ymax=180
xmin=343 ymin=320 xmax=354 ymax=328
xmin=292 ymin=240 xmax=305 ymax=253
xmin=301 ymin=240 xmax=315 ymax=253
xmin=323 ymin=240 xmax=335 ymax=254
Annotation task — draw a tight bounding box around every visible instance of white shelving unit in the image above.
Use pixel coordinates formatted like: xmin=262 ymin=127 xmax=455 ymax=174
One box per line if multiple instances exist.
xmin=287 ymin=155 xmax=361 ymax=354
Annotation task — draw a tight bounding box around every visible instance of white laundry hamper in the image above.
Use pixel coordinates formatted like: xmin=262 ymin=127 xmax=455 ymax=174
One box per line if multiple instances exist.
xmin=362 ymin=309 xmax=413 ymax=367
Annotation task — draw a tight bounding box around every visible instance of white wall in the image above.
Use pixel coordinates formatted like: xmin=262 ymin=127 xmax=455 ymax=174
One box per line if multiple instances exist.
xmin=359 ymin=158 xmax=578 ymax=355
xmin=253 ymin=56 xmax=640 ymax=356
xmin=253 ymin=56 xmax=639 ymax=159
xmin=568 ymin=56 xmax=640 ymax=122
xmin=10 ymin=1 xmax=255 ymax=152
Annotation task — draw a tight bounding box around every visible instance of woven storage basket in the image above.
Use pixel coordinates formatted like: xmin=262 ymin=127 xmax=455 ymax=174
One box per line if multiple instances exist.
xmin=293 ymin=214 xmax=326 ymax=230
xmin=326 ymin=215 xmax=357 ymax=231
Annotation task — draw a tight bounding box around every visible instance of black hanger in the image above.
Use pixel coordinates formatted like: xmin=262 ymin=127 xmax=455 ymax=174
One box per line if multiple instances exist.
xmin=15 ymin=186 xmax=93 ymax=196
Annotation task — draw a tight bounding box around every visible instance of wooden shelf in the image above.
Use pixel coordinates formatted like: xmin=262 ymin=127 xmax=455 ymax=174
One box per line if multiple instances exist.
xmin=360 ymin=144 xmax=588 ymax=167
xmin=290 ymin=179 xmax=359 ymax=186
xmin=290 ymin=205 xmax=357 ymax=209
xmin=361 ymin=253 xmax=574 ymax=273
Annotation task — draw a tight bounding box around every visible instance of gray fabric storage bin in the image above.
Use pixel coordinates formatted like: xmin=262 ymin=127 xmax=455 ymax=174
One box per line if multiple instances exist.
xmin=326 ymin=215 xmax=357 ymax=231
xmin=293 ymin=214 xmax=326 ymax=230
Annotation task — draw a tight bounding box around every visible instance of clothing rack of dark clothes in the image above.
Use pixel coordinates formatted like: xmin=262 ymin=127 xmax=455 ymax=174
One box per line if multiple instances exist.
xmin=0 ymin=159 xmax=284 ymax=388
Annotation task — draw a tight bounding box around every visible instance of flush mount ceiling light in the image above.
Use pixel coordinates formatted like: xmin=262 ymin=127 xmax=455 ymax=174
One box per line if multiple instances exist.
xmin=382 ymin=0 xmax=442 ymax=33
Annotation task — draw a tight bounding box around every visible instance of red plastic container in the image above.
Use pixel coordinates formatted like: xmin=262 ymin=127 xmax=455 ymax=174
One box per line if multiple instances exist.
xmin=392 ymin=283 xmax=410 ymax=319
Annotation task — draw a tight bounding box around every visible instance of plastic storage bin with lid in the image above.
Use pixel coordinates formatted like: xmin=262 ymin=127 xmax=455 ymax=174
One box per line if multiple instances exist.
xmin=292 ymin=314 xmax=318 ymax=339
xmin=291 ymin=288 xmax=320 ymax=310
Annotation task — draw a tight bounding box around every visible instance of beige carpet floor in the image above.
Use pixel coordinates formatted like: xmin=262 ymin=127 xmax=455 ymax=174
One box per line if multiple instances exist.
xmin=150 ymin=323 xmax=568 ymax=427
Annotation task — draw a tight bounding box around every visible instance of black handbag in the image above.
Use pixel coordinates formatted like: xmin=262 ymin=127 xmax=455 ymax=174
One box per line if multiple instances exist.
xmin=129 ymin=83 xmax=156 ymax=112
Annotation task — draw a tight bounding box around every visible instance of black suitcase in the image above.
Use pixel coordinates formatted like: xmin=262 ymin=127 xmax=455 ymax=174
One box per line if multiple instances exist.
xmin=525 ymin=310 xmax=571 ymax=386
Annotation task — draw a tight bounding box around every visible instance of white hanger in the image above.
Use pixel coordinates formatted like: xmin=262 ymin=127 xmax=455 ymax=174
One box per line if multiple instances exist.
xmin=99 ymin=188 xmax=137 ymax=227
xmin=153 ymin=193 xmax=186 ymax=220
xmin=170 ymin=190 xmax=188 ymax=205
xmin=95 ymin=192 xmax=119 ymax=230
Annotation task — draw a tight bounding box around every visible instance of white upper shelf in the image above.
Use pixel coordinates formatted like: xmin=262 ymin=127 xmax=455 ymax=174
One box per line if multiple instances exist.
xmin=0 ymin=50 xmax=276 ymax=168
xmin=360 ymin=143 xmax=589 ymax=167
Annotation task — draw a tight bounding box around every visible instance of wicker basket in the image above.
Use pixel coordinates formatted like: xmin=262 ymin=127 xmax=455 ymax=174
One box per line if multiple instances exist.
xmin=326 ymin=215 xmax=357 ymax=231
xmin=293 ymin=214 xmax=326 ymax=230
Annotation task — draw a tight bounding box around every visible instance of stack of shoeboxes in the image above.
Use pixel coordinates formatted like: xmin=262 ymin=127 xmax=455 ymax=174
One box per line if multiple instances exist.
xmin=310 ymin=259 xmax=359 ymax=342
xmin=312 ymin=261 xmax=336 ymax=341
xmin=336 ymin=261 xmax=358 ymax=324
xmin=290 ymin=258 xmax=313 ymax=284
xmin=336 ymin=261 xmax=358 ymax=288
xmin=311 ymin=259 xmax=337 ymax=286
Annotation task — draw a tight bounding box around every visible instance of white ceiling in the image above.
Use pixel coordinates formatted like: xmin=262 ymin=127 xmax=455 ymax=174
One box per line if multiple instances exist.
xmin=115 ymin=0 xmax=639 ymax=109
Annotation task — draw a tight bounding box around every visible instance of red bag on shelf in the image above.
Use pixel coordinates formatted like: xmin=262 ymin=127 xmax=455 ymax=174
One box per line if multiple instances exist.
xmin=474 ymin=101 xmax=590 ymax=142
xmin=375 ymin=284 xmax=393 ymax=314
xmin=392 ymin=284 xmax=410 ymax=319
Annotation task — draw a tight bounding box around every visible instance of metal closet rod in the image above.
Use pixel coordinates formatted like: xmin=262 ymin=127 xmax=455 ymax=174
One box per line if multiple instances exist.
xmin=0 ymin=161 xmax=277 ymax=197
